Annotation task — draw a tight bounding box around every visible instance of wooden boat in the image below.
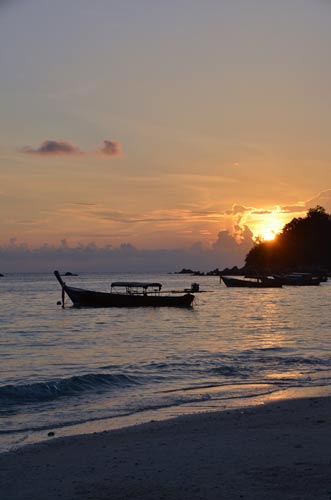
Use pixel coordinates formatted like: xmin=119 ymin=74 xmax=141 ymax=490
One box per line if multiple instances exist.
xmin=272 ymin=273 xmax=321 ymax=286
xmin=54 ymin=271 xmax=195 ymax=308
xmin=220 ymin=275 xmax=282 ymax=288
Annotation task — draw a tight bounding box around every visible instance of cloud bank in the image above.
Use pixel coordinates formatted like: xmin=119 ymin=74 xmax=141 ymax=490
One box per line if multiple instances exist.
xmin=0 ymin=228 xmax=254 ymax=273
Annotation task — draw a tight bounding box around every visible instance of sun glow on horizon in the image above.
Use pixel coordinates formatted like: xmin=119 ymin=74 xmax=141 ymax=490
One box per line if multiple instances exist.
xmin=251 ymin=213 xmax=285 ymax=242
xmin=259 ymin=228 xmax=278 ymax=241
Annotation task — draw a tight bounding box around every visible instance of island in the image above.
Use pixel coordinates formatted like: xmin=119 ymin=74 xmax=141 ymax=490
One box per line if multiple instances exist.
xmin=244 ymin=206 xmax=331 ymax=276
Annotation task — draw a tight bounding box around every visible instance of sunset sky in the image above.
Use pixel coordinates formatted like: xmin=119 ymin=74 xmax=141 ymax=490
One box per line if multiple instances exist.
xmin=1 ymin=0 xmax=331 ymax=271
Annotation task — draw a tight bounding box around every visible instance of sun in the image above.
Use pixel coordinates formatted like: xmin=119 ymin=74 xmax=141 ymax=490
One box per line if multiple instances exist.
xmin=259 ymin=228 xmax=278 ymax=241
xmin=253 ymin=215 xmax=284 ymax=242
xmin=237 ymin=207 xmax=290 ymax=244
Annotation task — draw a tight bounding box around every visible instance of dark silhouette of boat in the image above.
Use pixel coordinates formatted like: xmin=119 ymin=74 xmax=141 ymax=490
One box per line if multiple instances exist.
xmin=221 ymin=275 xmax=282 ymax=288
xmin=272 ymin=273 xmax=321 ymax=286
xmin=54 ymin=271 xmax=195 ymax=308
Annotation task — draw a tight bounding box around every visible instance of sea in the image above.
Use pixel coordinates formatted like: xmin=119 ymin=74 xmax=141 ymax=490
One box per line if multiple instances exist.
xmin=1 ymin=272 xmax=331 ymax=453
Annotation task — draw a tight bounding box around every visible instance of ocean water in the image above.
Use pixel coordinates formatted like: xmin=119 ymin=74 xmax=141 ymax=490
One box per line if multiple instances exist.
xmin=1 ymin=272 xmax=331 ymax=452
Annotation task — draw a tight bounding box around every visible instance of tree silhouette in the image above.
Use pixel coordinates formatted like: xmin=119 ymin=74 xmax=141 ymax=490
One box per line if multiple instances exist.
xmin=245 ymin=206 xmax=331 ymax=273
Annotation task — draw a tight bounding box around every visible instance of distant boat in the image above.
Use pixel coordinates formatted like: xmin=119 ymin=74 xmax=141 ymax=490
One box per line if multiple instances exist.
xmin=221 ymin=275 xmax=283 ymax=288
xmin=273 ymin=273 xmax=321 ymax=286
xmin=54 ymin=271 xmax=195 ymax=308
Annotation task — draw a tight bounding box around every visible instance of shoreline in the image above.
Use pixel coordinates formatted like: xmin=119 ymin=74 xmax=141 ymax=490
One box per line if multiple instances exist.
xmin=2 ymin=384 xmax=330 ymax=453
xmin=1 ymin=394 xmax=331 ymax=499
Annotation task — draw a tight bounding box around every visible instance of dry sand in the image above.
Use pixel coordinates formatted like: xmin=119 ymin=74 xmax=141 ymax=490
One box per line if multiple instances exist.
xmin=1 ymin=396 xmax=331 ymax=500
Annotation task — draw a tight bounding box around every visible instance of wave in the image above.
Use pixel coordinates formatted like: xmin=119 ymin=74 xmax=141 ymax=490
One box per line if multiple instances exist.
xmin=210 ymin=365 xmax=250 ymax=377
xmin=101 ymin=353 xmax=330 ymax=383
xmin=0 ymin=383 xmax=283 ymax=437
xmin=0 ymin=372 xmax=143 ymax=405
xmin=1 ymin=352 xmax=330 ymax=418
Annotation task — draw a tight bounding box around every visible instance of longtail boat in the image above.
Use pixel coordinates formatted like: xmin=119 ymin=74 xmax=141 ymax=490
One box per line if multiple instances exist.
xmin=272 ymin=273 xmax=321 ymax=286
xmin=54 ymin=271 xmax=195 ymax=308
xmin=221 ymin=275 xmax=283 ymax=288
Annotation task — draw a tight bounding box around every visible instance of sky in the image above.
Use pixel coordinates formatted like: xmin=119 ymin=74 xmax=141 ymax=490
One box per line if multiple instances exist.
xmin=1 ymin=0 xmax=331 ymax=271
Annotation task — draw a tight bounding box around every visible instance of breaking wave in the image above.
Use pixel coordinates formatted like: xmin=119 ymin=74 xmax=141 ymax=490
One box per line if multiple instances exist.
xmin=0 ymin=372 xmax=143 ymax=405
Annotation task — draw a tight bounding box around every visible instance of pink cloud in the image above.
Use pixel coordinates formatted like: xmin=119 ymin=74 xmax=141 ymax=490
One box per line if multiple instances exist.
xmin=20 ymin=139 xmax=122 ymax=158
xmin=98 ymin=140 xmax=121 ymax=157
xmin=20 ymin=140 xmax=82 ymax=156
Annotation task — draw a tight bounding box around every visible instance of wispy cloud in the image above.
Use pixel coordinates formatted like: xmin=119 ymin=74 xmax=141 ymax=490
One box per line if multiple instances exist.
xmin=251 ymin=210 xmax=272 ymax=215
xmin=68 ymin=206 xmax=224 ymax=226
xmin=20 ymin=140 xmax=82 ymax=156
xmin=305 ymin=190 xmax=331 ymax=212
xmin=279 ymin=205 xmax=306 ymax=214
xmin=19 ymin=138 xmax=121 ymax=157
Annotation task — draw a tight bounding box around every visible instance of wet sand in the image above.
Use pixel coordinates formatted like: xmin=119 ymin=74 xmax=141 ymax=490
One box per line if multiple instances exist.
xmin=1 ymin=396 xmax=331 ymax=500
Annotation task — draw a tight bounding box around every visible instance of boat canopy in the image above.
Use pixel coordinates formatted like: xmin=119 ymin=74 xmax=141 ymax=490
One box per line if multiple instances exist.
xmin=111 ymin=282 xmax=162 ymax=291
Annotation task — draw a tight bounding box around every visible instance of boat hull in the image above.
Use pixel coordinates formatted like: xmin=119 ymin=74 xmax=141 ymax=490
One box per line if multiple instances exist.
xmin=65 ymin=286 xmax=194 ymax=307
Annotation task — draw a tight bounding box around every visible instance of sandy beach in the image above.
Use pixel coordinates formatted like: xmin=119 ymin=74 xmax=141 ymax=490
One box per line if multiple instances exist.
xmin=1 ymin=396 xmax=331 ymax=500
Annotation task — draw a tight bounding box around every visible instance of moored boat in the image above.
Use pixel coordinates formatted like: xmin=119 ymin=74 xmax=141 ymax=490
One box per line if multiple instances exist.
xmin=220 ymin=275 xmax=283 ymax=288
xmin=272 ymin=273 xmax=321 ymax=286
xmin=54 ymin=271 xmax=195 ymax=308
